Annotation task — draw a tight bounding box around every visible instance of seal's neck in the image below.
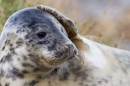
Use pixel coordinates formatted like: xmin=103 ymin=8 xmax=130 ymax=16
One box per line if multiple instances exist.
xmin=0 ymin=53 xmax=52 ymax=86
xmin=0 ymin=55 xmax=83 ymax=86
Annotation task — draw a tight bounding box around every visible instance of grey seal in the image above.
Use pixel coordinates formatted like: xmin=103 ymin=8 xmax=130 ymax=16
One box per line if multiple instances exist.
xmin=1 ymin=5 xmax=130 ymax=86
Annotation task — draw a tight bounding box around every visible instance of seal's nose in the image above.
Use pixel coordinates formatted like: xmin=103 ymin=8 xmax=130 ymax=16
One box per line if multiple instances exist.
xmin=65 ymin=43 xmax=78 ymax=56
xmin=74 ymin=49 xmax=78 ymax=56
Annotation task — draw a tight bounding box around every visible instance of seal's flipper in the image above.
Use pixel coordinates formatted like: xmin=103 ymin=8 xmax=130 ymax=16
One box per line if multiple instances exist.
xmin=37 ymin=5 xmax=78 ymax=38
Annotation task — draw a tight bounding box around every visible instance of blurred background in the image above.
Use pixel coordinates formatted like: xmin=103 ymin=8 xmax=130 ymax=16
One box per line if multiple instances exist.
xmin=0 ymin=0 xmax=130 ymax=50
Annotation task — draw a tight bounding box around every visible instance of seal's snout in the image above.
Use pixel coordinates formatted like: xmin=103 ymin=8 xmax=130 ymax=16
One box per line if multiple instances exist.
xmin=65 ymin=43 xmax=78 ymax=56
xmin=55 ymin=43 xmax=78 ymax=61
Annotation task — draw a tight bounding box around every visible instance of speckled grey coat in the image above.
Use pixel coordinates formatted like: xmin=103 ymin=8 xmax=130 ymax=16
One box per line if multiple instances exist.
xmin=0 ymin=5 xmax=130 ymax=86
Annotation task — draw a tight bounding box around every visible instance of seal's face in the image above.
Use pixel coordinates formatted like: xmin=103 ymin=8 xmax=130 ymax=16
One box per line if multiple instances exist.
xmin=1 ymin=8 xmax=78 ymax=69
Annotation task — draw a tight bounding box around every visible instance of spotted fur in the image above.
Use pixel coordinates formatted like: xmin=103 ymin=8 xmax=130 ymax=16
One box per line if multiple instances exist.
xmin=0 ymin=5 xmax=130 ymax=86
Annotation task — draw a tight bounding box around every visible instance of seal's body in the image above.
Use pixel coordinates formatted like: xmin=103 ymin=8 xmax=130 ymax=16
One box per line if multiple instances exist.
xmin=0 ymin=5 xmax=130 ymax=86
xmin=36 ymin=37 xmax=130 ymax=86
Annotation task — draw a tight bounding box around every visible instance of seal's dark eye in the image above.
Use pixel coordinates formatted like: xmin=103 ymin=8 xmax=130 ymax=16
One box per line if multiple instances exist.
xmin=37 ymin=32 xmax=47 ymax=39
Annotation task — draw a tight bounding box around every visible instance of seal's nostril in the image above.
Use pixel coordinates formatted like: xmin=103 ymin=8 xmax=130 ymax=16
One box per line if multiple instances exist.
xmin=65 ymin=44 xmax=73 ymax=51
xmin=65 ymin=44 xmax=73 ymax=48
xmin=65 ymin=43 xmax=78 ymax=56
xmin=74 ymin=50 xmax=78 ymax=55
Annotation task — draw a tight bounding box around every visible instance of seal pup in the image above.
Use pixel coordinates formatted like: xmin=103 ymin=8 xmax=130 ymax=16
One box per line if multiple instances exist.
xmin=0 ymin=5 xmax=130 ymax=86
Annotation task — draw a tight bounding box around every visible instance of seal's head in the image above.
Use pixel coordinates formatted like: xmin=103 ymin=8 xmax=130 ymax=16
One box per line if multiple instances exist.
xmin=0 ymin=8 xmax=78 ymax=71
